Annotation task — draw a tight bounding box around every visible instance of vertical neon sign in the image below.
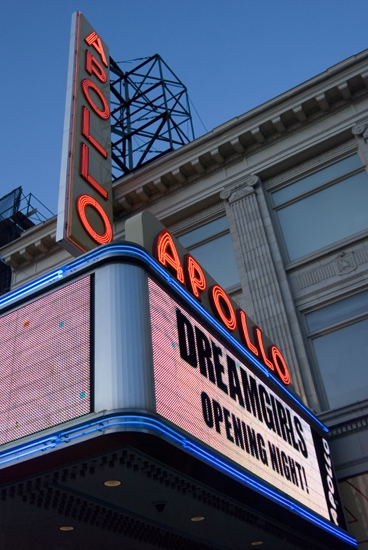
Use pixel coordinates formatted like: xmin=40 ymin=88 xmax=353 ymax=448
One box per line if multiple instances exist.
xmin=57 ymin=12 xmax=113 ymax=256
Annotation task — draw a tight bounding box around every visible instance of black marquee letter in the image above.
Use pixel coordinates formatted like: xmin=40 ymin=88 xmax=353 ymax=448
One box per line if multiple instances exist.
xmin=201 ymin=392 xmax=214 ymax=428
xmin=176 ymin=309 xmax=197 ymax=368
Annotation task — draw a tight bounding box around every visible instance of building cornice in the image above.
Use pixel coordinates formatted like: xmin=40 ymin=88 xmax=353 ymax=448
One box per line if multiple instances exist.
xmin=0 ymin=216 xmax=59 ymax=269
xmin=319 ymin=399 xmax=368 ymax=439
xmin=112 ymin=51 xmax=368 ymax=216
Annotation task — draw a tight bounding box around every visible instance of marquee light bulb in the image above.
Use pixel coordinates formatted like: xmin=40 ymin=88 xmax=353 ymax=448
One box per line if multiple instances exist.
xmin=103 ymin=479 xmax=121 ymax=487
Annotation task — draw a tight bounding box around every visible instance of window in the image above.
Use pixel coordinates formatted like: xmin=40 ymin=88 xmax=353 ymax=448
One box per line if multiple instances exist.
xmin=305 ymin=290 xmax=368 ymax=410
xmin=271 ymin=154 xmax=368 ymax=261
xmin=177 ymin=216 xmax=240 ymax=289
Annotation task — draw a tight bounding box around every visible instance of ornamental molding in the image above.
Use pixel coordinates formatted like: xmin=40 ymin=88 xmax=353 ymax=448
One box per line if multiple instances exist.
xmin=220 ymin=175 xmax=260 ymax=203
xmin=299 ymin=247 xmax=368 ymax=289
xmin=352 ymin=118 xmax=368 ymax=141
xmin=265 ymin=140 xmax=356 ymax=189
xmin=335 ymin=252 xmax=357 ymax=275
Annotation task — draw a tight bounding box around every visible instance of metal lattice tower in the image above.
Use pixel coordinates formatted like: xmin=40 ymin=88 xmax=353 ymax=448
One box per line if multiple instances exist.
xmin=110 ymin=54 xmax=195 ymax=178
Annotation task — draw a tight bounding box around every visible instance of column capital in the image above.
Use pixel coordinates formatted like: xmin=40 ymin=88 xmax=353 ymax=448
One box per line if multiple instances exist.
xmin=352 ymin=119 xmax=368 ymax=141
xmin=220 ymin=175 xmax=260 ymax=203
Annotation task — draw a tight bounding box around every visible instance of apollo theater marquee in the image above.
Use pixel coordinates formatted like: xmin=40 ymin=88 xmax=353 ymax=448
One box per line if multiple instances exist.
xmin=0 ymin=12 xmax=357 ymax=550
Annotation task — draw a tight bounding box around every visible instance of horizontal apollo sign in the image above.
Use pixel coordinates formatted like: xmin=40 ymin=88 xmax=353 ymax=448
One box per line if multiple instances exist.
xmin=126 ymin=211 xmax=291 ymax=388
xmin=0 ymin=243 xmax=351 ymax=544
xmin=57 ymin=12 xmax=113 ymax=256
xmin=154 ymin=228 xmax=290 ymax=386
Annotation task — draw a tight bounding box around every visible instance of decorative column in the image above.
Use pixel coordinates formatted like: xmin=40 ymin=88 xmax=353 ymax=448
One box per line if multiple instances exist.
xmin=352 ymin=119 xmax=368 ymax=165
xmin=220 ymin=175 xmax=304 ymax=395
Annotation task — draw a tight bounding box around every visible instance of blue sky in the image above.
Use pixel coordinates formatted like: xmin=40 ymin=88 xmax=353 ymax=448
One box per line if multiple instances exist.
xmin=1 ymin=0 xmax=368 ymax=214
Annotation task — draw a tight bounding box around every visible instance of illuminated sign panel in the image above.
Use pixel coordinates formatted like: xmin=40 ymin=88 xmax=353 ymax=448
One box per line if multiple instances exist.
xmin=0 ymin=277 xmax=91 ymax=445
xmin=149 ymin=277 xmax=343 ymax=526
xmin=57 ymin=12 xmax=113 ymax=256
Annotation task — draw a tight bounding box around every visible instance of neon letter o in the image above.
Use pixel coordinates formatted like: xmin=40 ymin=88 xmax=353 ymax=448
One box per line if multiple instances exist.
xmin=271 ymin=345 xmax=291 ymax=385
xmin=76 ymin=194 xmax=112 ymax=245
xmin=82 ymin=79 xmax=110 ymax=119
xmin=210 ymin=285 xmax=237 ymax=331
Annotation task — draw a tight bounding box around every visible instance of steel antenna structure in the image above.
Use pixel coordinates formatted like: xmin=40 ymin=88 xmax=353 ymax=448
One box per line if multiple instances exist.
xmin=109 ymin=54 xmax=195 ymax=178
